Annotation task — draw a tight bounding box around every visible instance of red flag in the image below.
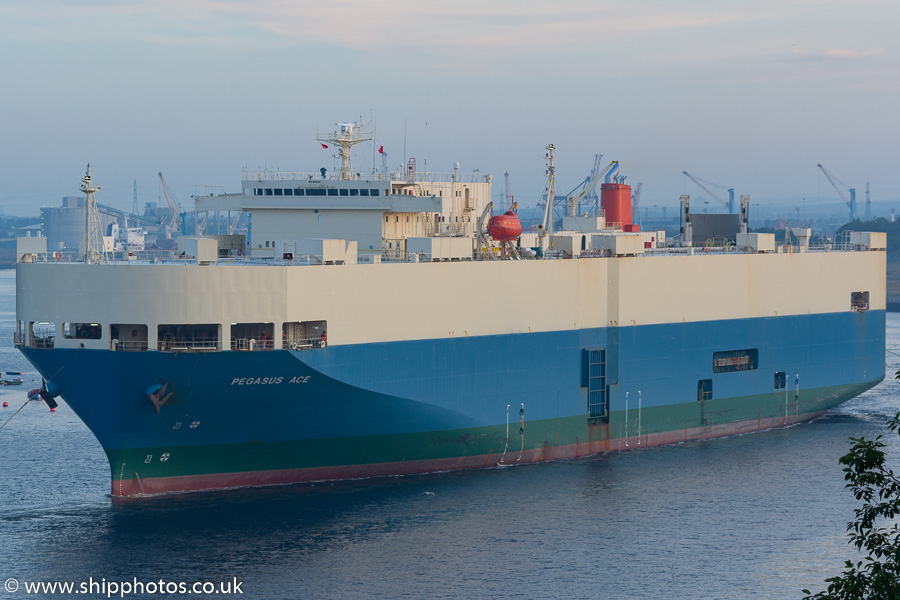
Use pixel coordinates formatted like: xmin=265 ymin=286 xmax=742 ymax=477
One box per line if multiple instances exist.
xmin=378 ymin=145 xmax=384 ymax=154
xmin=320 ymin=143 xmax=328 ymax=149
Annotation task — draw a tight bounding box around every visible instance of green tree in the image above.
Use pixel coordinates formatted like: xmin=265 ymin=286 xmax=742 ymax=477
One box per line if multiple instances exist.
xmin=803 ymin=380 xmax=900 ymax=599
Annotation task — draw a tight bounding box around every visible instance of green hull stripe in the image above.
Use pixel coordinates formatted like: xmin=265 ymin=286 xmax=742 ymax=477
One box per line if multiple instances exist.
xmin=108 ymin=382 xmax=874 ymax=481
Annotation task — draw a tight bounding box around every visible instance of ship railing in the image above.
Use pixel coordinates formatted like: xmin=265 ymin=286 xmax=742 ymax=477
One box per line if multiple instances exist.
xmin=380 ymin=252 xmax=434 ymax=263
xmin=30 ymin=336 xmax=55 ymax=349
xmin=231 ymin=338 xmax=277 ymax=351
xmin=282 ymin=337 xmax=327 ymax=350
xmin=157 ymin=338 xmax=221 ymax=352
xmin=112 ymin=340 xmax=149 ymax=352
xmin=242 ymin=167 xmax=489 ymax=185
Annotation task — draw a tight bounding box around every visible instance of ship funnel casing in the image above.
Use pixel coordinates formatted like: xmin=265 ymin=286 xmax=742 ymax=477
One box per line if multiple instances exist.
xmin=600 ymin=183 xmax=632 ymax=229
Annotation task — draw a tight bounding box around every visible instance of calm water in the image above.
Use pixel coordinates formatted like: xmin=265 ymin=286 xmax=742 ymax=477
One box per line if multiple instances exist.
xmin=1 ymin=267 xmax=898 ymax=599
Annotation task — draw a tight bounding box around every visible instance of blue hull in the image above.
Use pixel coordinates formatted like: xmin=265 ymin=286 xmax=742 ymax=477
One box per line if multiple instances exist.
xmin=21 ymin=310 xmax=884 ymax=448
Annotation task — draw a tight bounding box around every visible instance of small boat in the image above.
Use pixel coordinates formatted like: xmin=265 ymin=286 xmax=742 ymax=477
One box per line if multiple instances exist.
xmin=2 ymin=371 xmax=24 ymax=386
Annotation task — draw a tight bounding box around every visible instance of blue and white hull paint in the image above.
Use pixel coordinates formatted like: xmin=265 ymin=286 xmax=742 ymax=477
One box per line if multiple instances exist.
xmin=15 ymin=248 xmax=886 ymax=496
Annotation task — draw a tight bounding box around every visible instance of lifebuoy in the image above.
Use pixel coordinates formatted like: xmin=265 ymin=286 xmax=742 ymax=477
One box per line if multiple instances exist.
xmin=55 ymin=252 xmax=62 ymax=261
xmin=290 ymin=342 xmax=298 ymax=350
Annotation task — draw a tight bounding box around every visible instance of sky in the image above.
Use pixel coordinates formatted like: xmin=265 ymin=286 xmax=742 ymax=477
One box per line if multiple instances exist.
xmin=0 ymin=0 xmax=898 ymax=221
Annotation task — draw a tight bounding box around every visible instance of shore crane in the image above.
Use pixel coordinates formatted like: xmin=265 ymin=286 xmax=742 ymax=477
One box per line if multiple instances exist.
xmin=157 ymin=172 xmax=184 ymax=239
xmin=682 ymin=171 xmax=735 ymax=214
xmin=631 ymin=182 xmax=644 ymax=216
xmin=816 ymin=163 xmax=857 ymax=222
xmin=503 ymin=172 xmax=514 ymax=212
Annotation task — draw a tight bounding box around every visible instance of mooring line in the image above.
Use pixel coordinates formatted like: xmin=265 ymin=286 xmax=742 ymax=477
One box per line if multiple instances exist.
xmin=0 ymin=398 xmax=32 ymax=432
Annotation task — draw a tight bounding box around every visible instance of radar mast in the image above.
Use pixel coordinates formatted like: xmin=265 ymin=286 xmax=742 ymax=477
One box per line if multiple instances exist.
xmin=81 ymin=164 xmax=106 ymax=263
xmin=317 ymin=120 xmax=372 ymax=180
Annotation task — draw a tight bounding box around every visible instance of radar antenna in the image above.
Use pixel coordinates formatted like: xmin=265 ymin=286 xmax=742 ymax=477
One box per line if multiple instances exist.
xmin=317 ymin=119 xmax=373 ymax=180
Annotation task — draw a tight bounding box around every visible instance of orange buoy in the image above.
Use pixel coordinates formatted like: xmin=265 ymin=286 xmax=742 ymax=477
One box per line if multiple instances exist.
xmin=50 ymin=407 xmax=56 ymax=412
xmin=2 ymin=402 xmax=7 ymax=407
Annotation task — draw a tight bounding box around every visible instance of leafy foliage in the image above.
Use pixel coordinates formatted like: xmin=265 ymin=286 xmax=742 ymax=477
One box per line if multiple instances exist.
xmin=802 ymin=372 xmax=900 ymax=599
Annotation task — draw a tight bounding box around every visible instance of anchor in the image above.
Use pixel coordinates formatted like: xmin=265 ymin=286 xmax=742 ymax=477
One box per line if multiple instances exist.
xmin=146 ymin=379 xmax=174 ymax=414
xmin=38 ymin=378 xmax=60 ymax=410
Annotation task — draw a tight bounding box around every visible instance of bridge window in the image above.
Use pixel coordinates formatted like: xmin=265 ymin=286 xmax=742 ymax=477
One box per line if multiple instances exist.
xmin=274 ymin=188 xmax=283 ymax=196
xmin=712 ymin=349 xmax=758 ymax=373
xmin=265 ymin=188 xmax=273 ymax=196
xmin=254 ymin=188 xmax=262 ymax=196
xmin=284 ymin=188 xmax=293 ymax=196
xmin=361 ymin=189 xmax=370 ymax=196
xmin=65 ymin=322 xmax=101 ymax=340
xmin=307 ymin=189 xmax=326 ymax=196
xmin=327 ymin=189 xmax=338 ymax=196
xmin=339 ymin=189 xmax=349 ymax=196
xmin=370 ymin=189 xmax=379 ymax=197
xmin=294 ymin=188 xmax=305 ymax=196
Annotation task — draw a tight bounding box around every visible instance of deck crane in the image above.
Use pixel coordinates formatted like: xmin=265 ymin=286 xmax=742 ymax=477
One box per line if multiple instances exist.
xmin=681 ymin=172 xmax=735 ymax=214
xmin=584 ymin=154 xmax=603 ymax=216
xmin=816 ymin=163 xmax=857 ymax=222
xmin=567 ymin=161 xmax=617 ymax=217
xmin=539 ymin=154 xmax=606 ymax=217
xmin=157 ymin=172 xmax=184 ymax=239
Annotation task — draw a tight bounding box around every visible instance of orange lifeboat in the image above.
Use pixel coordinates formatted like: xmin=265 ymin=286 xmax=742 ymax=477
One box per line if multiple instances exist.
xmin=488 ymin=211 xmax=523 ymax=241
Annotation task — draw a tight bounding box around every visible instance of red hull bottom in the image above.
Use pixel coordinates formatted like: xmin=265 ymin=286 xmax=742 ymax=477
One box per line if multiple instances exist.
xmin=114 ymin=411 xmax=824 ymax=497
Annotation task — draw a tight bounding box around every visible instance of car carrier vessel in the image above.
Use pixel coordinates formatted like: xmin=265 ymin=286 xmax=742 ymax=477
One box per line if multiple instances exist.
xmin=14 ymin=121 xmax=886 ymax=497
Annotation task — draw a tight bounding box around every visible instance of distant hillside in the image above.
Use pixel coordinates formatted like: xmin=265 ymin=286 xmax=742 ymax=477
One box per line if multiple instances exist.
xmin=838 ymin=218 xmax=898 ymax=256
xmin=840 ymin=219 xmax=900 ymax=309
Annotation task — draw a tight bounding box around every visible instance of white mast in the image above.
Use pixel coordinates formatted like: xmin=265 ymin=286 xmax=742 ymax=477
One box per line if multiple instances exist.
xmin=317 ymin=120 xmax=373 ymax=181
xmin=540 ymin=144 xmax=556 ymax=252
xmin=81 ymin=164 xmax=106 ymax=263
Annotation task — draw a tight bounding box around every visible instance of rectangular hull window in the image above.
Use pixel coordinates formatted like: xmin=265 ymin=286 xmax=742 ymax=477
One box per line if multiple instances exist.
xmin=30 ymin=321 xmax=55 ymax=349
xmin=158 ymin=324 xmax=220 ymax=352
xmin=231 ymin=323 xmax=275 ymax=351
xmin=65 ymin=322 xmax=102 ymax=340
xmin=110 ymin=324 xmax=148 ymax=351
xmin=713 ymin=349 xmax=758 ymax=373
xmin=283 ymin=320 xmax=327 ymax=349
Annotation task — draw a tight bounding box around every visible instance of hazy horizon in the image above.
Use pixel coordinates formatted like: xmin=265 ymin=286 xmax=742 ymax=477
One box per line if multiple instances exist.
xmin=1 ymin=1 xmax=897 ymax=218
